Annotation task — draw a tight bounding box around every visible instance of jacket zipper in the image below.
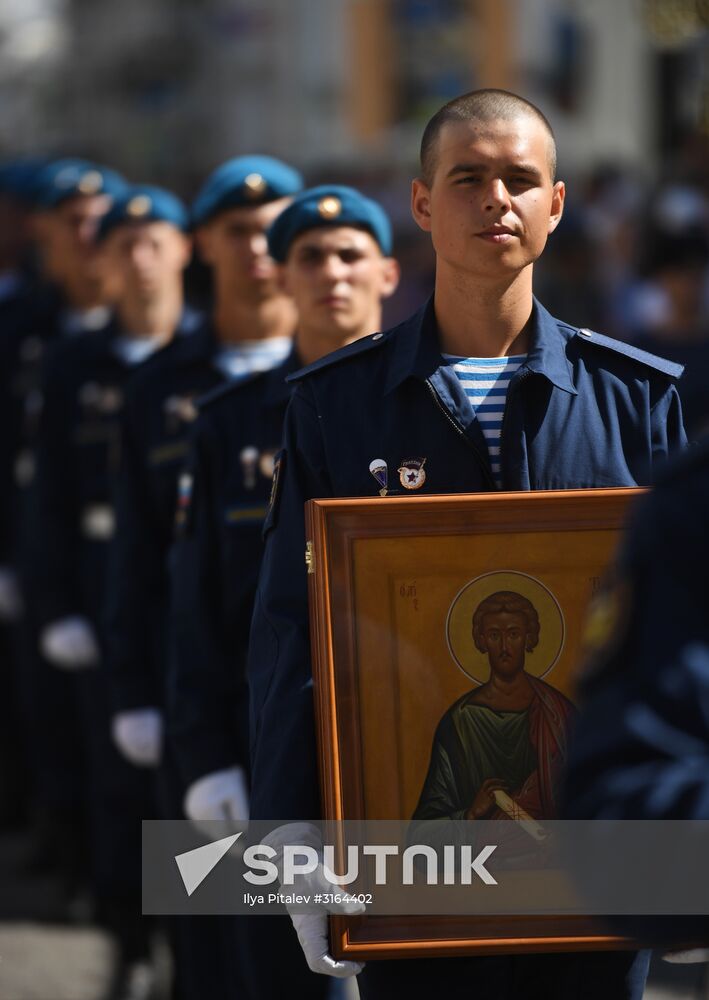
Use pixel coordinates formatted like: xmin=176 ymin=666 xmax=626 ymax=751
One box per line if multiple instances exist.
xmin=425 ymin=378 xmax=497 ymax=490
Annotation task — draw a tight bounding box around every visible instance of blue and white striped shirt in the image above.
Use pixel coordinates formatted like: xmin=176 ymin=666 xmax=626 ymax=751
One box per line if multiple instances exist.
xmin=443 ymin=354 xmax=526 ymax=487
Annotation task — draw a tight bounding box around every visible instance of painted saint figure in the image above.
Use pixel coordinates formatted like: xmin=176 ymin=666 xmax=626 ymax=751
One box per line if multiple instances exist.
xmin=413 ymin=591 xmax=575 ymax=822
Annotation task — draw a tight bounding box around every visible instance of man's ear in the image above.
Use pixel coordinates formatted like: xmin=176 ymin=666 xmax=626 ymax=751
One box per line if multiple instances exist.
xmin=275 ymin=262 xmax=290 ymax=295
xmin=193 ymin=224 xmax=214 ymax=265
xmin=378 ymin=257 xmax=401 ymax=299
xmin=547 ymin=180 xmax=565 ymax=236
xmin=178 ymin=233 xmax=193 ymax=269
xmin=411 ymin=178 xmax=432 ymax=233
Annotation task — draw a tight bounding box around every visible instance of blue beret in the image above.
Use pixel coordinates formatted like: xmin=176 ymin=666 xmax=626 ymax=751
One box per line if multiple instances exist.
xmin=33 ymin=158 xmax=127 ymax=208
xmin=267 ymin=185 xmax=393 ymax=263
xmin=0 ymin=158 xmax=51 ymax=203
xmin=191 ymin=155 xmax=303 ymax=227
xmin=97 ymin=185 xmax=189 ymax=241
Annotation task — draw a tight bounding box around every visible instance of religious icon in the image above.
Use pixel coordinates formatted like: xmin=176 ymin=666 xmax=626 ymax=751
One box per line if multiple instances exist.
xmin=414 ymin=573 xmax=574 ymax=825
xmin=304 ymin=488 xmax=641 ymax=959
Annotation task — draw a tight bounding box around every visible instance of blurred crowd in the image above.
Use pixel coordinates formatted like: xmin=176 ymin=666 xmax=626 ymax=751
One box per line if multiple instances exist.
xmin=536 ymin=127 xmax=709 ymax=438
xmin=0 ymin=127 xmax=707 ymax=1000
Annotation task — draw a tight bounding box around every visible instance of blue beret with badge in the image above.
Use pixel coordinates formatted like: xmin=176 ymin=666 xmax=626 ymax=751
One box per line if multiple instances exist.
xmin=267 ymin=184 xmax=393 ymax=263
xmin=33 ymin=158 xmax=127 ymax=209
xmin=96 ymin=184 xmax=189 ymax=242
xmin=190 ymin=155 xmax=303 ymax=228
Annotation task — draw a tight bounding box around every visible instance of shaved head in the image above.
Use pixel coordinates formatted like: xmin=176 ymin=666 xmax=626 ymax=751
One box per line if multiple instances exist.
xmin=420 ymin=89 xmax=557 ymax=186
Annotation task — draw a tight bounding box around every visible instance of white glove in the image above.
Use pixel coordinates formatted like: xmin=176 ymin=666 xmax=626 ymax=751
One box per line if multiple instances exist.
xmin=262 ymin=822 xmax=365 ymax=979
xmin=184 ymin=766 xmax=250 ymax=823
xmin=663 ymin=949 xmax=709 ymax=963
xmin=291 ymin=912 xmax=365 ymax=978
xmin=111 ymin=708 xmax=163 ymax=767
xmin=0 ymin=567 xmax=23 ymax=621
xmin=40 ymin=615 xmax=100 ymax=669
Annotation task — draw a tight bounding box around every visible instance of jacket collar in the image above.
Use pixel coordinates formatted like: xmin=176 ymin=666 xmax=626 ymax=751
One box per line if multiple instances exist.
xmin=384 ymin=294 xmax=577 ymax=396
xmin=148 ymin=312 xmax=216 ymax=366
xmin=262 ymin=343 xmax=302 ymax=405
xmin=95 ymin=307 xmax=207 ymax=364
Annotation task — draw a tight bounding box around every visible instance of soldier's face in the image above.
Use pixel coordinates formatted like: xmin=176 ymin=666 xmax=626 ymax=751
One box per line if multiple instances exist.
xmin=197 ymin=198 xmax=292 ymax=295
xmin=0 ymin=194 xmax=29 ymax=266
xmin=35 ymin=193 xmax=112 ymax=282
xmin=411 ymin=116 xmax=564 ymax=281
xmin=282 ymin=227 xmax=399 ymax=338
xmin=478 ymin=611 xmax=528 ymax=679
xmin=101 ymin=222 xmax=191 ymax=299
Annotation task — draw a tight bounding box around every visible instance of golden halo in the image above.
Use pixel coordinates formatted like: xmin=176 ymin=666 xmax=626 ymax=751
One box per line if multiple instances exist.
xmin=445 ymin=570 xmax=565 ymax=685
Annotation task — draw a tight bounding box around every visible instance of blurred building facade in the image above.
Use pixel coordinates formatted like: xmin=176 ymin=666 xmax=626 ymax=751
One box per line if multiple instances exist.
xmin=0 ymin=0 xmax=707 ymax=193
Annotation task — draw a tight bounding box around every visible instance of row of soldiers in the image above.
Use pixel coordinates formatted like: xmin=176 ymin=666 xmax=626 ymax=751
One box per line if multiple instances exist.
xmin=0 ymin=85 xmax=701 ymax=1000
xmin=0 ymin=153 xmax=398 ymax=998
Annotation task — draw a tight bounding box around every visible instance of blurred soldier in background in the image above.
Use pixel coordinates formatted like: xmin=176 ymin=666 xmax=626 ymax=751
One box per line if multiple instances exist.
xmin=0 ymin=158 xmax=125 ymax=888
xmin=630 ymin=231 xmax=709 ymax=442
xmin=32 ymin=184 xmax=195 ymax=999
xmin=565 ymin=435 xmax=709 ymax=823
xmin=103 ymin=156 xmax=302 ymax=998
xmin=563 ymin=437 xmax=709 ymax=955
xmin=169 ymin=183 xmax=399 ymax=998
xmin=0 ymin=159 xmax=47 ymax=827
xmin=0 ymin=158 xmax=43 ymax=320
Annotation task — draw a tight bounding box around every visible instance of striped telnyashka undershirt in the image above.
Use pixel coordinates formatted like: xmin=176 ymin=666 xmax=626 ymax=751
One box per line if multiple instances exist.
xmin=213 ymin=336 xmax=292 ymax=381
xmin=443 ymin=353 xmax=526 ymax=487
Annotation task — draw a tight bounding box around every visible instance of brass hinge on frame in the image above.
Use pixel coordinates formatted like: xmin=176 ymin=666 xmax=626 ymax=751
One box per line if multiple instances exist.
xmin=305 ymin=540 xmax=315 ymax=575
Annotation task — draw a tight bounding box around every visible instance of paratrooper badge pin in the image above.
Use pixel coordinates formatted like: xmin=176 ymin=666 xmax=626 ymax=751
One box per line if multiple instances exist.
xmin=369 ymin=458 xmax=389 ymax=496
xmin=259 ymin=449 xmax=277 ymax=480
xmin=79 ymin=382 xmax=123 ymax=415
xmin=163 ymin=394 xmax=198 ymax=431
xmin=175 ymin=472 xmax=194 ymax=530
xmin=239 ymin=446 xmax=259 ymax=490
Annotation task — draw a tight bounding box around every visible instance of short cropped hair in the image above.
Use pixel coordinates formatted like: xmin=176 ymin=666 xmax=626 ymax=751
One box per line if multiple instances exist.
xmin=420 ymin=89 xmax=557 ymax=185
xmin=472 ymin=591 xmax=540 ymax=654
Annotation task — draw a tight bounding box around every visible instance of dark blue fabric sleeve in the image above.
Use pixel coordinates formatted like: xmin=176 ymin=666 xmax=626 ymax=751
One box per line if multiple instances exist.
xmin=247 ymin=383 xmax=332 ymax=821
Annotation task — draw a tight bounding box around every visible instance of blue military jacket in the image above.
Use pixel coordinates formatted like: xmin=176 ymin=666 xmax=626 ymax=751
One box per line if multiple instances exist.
xmin=104 ymin=323 xmax=227 ymax=712
xmin=33 ymin=312 xmax=199 ymax=629
xmin=0 ymin=283 xmax=102 ymax=571
xmin=561 ymin=438 xmax=709 ymax=944
xmin=247 ymin=296 xmax=687 ymax=821
xmin=168 ymin=349 xmax=300 ymax=788
xmin=564 ymin=436 xmax=709 ymax=822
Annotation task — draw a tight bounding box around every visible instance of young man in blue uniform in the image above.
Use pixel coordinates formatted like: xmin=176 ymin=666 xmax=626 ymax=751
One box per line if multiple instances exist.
xmin=33 ymin=184 xmax=195 ymax=996
xmin=101 ymin=157 xmax=302 ymax=999
xmin=105 ymin=156 xmax=302 ymax=768
xmin=246 ymin=90 xmax=686 ymax=999
xmin=0 ymin=158 xmax=48 ymax=827
xmin=0 ymin=158 xmax=126 ymax=880
xmin=168 ymin=185 xmax=399 ymax=998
